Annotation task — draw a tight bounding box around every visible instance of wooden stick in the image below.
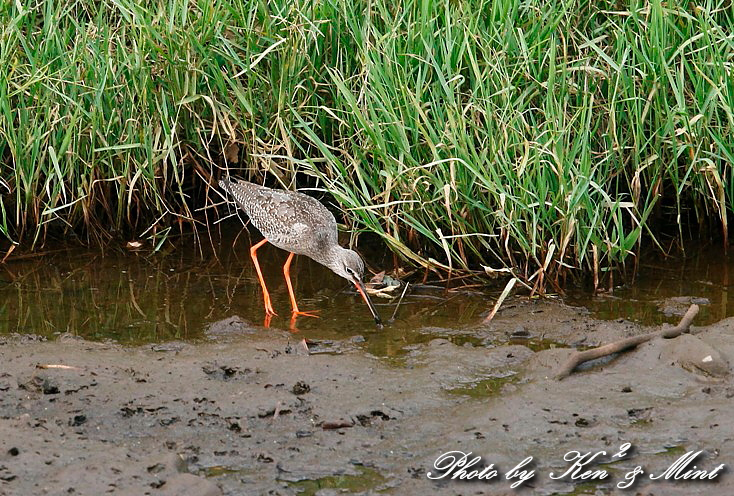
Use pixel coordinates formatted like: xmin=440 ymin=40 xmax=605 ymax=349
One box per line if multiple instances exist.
xmin=36 ymin=364 xmax=83 ymax=371
xmin=389 ymin=281 xmax=410 ymax=322
xmin=554 ymin=304 xmax=699 ymax=380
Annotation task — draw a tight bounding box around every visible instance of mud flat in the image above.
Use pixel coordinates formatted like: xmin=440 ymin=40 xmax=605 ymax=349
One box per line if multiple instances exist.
xmin=1 ymin=299 xmax=732 ymax=495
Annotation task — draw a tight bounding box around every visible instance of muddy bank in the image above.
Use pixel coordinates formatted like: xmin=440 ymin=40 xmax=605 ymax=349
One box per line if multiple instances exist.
xmin=1 ymin=299 xmax=732 ymax=495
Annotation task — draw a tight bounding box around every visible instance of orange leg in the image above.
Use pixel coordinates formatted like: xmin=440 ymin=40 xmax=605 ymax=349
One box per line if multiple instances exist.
xmin=250 ymin=239 xmax=277 ymax=317
xmin=283 ymin=252 xmax=319 ymax=318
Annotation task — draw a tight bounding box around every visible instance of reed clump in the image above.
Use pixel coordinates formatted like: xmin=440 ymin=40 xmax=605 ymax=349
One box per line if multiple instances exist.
xmin=1 ymin=0 xmax=732 ymax=289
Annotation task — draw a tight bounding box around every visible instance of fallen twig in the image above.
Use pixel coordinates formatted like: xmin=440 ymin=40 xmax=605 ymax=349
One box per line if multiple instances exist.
xmin=555 ymin=304 xmax=699 ymax=381
xmin=36 ymin=364 xmax=83 ymax=371
xmin=389 ymin=281 xmax=410 ymax=322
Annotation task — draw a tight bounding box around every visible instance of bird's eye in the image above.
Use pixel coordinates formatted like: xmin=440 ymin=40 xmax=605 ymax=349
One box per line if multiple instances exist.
xmin=346 ymin=267 xmax=355 ymax=275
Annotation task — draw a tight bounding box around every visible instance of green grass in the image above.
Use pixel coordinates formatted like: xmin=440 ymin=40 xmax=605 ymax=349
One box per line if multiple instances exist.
xmin=1 ymin=0 xmax=733 ymax=290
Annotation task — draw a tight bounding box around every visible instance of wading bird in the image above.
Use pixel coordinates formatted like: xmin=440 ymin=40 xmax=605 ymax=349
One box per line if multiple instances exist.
xmin=220 ymin=178 xmax=382 ymax=328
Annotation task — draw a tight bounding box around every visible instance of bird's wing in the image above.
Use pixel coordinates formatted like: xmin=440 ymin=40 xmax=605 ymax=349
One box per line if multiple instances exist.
xmin=246 ymin=188 xmax=338 ymax=253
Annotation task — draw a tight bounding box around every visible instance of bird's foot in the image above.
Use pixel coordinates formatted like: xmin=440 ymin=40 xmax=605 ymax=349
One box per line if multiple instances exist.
xmin=289 ymin=310 xmax=319 ymax=332
xmin=263 ymin=300 xmax=278 ymax=317
xmin=291 ymin=310 xmax=320 ymax=319
xmin=262 ymin=304 xmax=277 ymax=328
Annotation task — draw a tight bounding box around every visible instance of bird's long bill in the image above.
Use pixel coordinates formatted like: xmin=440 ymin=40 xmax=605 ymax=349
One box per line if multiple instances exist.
xmin=354 ymin=279 xmax=383 ymax=327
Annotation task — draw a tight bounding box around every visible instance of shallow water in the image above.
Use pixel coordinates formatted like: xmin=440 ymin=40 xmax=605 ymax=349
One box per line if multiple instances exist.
xmin=1 ymin=230 xmax=730 ymax=355
xmin=0 ymin=222 xmax=487 ymax=356
xmin=566 ymin=243 xmax=731 ymax=326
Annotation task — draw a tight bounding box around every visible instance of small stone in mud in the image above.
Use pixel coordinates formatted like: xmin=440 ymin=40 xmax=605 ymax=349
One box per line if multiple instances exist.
xmin=574 ymin=417 xmax=591 ymax=428
xmin=510 ymin=326 xmax=530 ymax=339
xmin=296 ymin=430 xmax=313 ymax=438
xmin=226 ymin=419 xmax=242 ymax=432
xmin=68 ymin=414 xmax=87 ymax=427
xmin=7 ymin=447 xmax=19 ymax=456
xmin=41 ymin=377 xmax=60 ymax=395
xmin=621 ymin=385 xmax=632 ymax=393
xmin=350 ymin=335 xmax=366 ymax=343
xmin=322 ymin=419 xmax=354 ymax=430
xmin=291 ymin=381 xmax=310 ymax=395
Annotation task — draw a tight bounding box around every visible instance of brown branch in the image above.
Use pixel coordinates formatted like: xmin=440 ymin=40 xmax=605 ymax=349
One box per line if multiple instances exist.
xmin=555 ymin=304 xmax=699 ymax=381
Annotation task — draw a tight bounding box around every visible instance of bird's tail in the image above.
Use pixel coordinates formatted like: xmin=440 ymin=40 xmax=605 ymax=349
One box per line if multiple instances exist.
xmin=218 ymin=178 xmax=234 ymax=191
xmin=219 ymin=177 xmax=253 ymax=212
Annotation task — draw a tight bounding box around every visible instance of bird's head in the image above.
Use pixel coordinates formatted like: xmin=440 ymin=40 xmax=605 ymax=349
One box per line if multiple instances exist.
xmin=331 ymin=248 xmax=366 ymax=284
xmin=329 ymin=247 xmax=382 ymax=327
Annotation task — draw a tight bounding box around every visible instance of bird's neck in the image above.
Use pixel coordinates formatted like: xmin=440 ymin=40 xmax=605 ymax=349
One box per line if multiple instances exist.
xmin=314 ymin=245 xmax=349 ymax=280
xmin=322 ymin=244 xmax=346 ymax=267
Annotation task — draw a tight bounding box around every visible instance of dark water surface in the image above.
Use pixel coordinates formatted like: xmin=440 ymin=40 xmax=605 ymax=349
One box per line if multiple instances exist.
xmin=1 ymin=229 xmax=730 ymax=355
xmin=567 ymin=244 xmax=731 ymax=327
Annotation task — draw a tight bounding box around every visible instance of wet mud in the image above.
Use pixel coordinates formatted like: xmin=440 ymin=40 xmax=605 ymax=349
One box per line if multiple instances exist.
xmin=2 ymin=299 xmax=733 ymax=495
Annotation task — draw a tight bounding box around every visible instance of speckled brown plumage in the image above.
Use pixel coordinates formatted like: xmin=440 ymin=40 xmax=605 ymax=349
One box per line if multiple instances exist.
xmin=219 ymin=178 xmax=382 ymax=326
xmin=219 ymin=179 xmax=339 ymax=267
